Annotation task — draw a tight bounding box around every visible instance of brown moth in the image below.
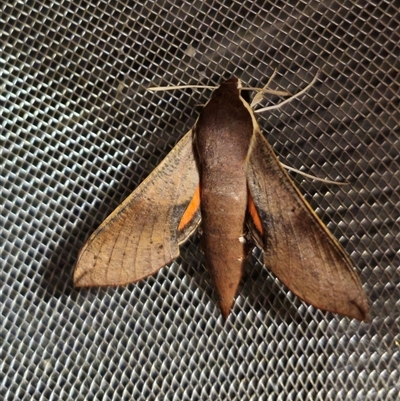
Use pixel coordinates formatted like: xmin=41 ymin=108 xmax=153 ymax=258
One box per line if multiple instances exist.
xmin=74 ymin=77 xmax=368 ymax=320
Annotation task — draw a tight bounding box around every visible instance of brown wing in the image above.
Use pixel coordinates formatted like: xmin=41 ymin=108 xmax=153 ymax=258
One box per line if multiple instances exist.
xmin=74 ymin=130 xmax=200 ymax=287
xmin=246 ymin=129 xmax=368 ymax=320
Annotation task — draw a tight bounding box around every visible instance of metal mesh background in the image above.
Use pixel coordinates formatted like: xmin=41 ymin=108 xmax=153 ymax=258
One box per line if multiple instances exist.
xmin=2 ymin=0 xmax=399 ymax=400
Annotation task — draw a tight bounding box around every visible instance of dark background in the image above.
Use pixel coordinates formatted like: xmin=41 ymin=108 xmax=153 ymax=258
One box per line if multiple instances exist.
xmin=2 ymin=1 xmax=399 ymax=400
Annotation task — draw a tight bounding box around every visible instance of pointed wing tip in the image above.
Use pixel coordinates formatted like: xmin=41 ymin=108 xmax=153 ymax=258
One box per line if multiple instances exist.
xmin=73 ymin=249 xmax=95 ymax=287
xmin=323 ymin=294 xmax=369 ymax=321
xmin=73 ymin=255 xmax=101 ymax=288
xmin=73 ymin=267 xmax=91 ymax=288
xmin=348 ymin=298 xmax=369 ymax=322
xmin=73 ymin=262 xmax=123 ymax=288
xmin=73 ymin=268 xmax=118 ymax=288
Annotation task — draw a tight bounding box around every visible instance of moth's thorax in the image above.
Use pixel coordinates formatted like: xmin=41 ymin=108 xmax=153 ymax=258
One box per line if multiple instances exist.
xmin=194 ymin=78 xmax=254 ymax=170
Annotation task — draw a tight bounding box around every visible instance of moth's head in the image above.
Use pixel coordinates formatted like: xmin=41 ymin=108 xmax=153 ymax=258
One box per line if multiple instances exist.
xmin=222 ymin=76 xmax=242 ymax=89
xmin=209 ymin=77 xmax=245 ymax=103
xmin=221 ymin=77 xmax=251 ymax=103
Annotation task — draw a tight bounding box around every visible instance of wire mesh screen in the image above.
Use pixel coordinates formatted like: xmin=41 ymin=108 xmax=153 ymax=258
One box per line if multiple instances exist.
xmin=2 ymin=0 xmax=399 ymax=399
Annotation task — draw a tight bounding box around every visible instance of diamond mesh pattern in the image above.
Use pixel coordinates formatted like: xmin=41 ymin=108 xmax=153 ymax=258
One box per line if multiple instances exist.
xmin=1 ymin=0 xmax=399 ymax=400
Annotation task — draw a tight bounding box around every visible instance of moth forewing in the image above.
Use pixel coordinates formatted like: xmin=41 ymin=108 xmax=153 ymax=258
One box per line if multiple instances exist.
xmin=244 ymin=127 xmax=368 ymax=320
xmin=74 ymin=130 xmax=200 ymax=288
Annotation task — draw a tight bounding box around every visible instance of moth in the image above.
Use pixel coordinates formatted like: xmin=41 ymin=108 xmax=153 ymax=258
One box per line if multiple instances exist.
xmin=74 ymin=77 xmax=368 ymax=320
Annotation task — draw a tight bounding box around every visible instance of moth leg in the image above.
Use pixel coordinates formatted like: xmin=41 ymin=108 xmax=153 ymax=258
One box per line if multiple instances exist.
xmin=250 ymin=69 xmax=289 ymax=108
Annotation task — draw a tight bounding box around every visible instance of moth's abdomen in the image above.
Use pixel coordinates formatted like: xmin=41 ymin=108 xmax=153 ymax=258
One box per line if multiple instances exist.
xmin=200 ymin=178 xmax=248 ymax=318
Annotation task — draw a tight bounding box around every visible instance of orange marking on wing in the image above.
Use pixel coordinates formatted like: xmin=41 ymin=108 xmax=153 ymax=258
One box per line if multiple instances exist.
xmin=178 ymin=185 xmax=201 ymax=231
xmin=248 ymin=195 xmax=264 ymax=235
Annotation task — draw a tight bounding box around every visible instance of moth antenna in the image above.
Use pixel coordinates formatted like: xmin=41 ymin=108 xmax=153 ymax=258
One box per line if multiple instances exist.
xmin=255 ymin=72 xmax=319 ymax=113
xmin=244 ymin=88 xmax=291 ymax=95
xmin=148 ymin=84 xmax=291 ymax=96
xmin=281 ymin=163 xmax=348 ymax=185
xmin=148 ymin=85 xmax=216 ymax=91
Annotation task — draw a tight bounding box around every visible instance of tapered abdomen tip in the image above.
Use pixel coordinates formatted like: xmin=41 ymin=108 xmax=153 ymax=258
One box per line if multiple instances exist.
xmin=219 ymin=297 xmax=235 ymax=319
